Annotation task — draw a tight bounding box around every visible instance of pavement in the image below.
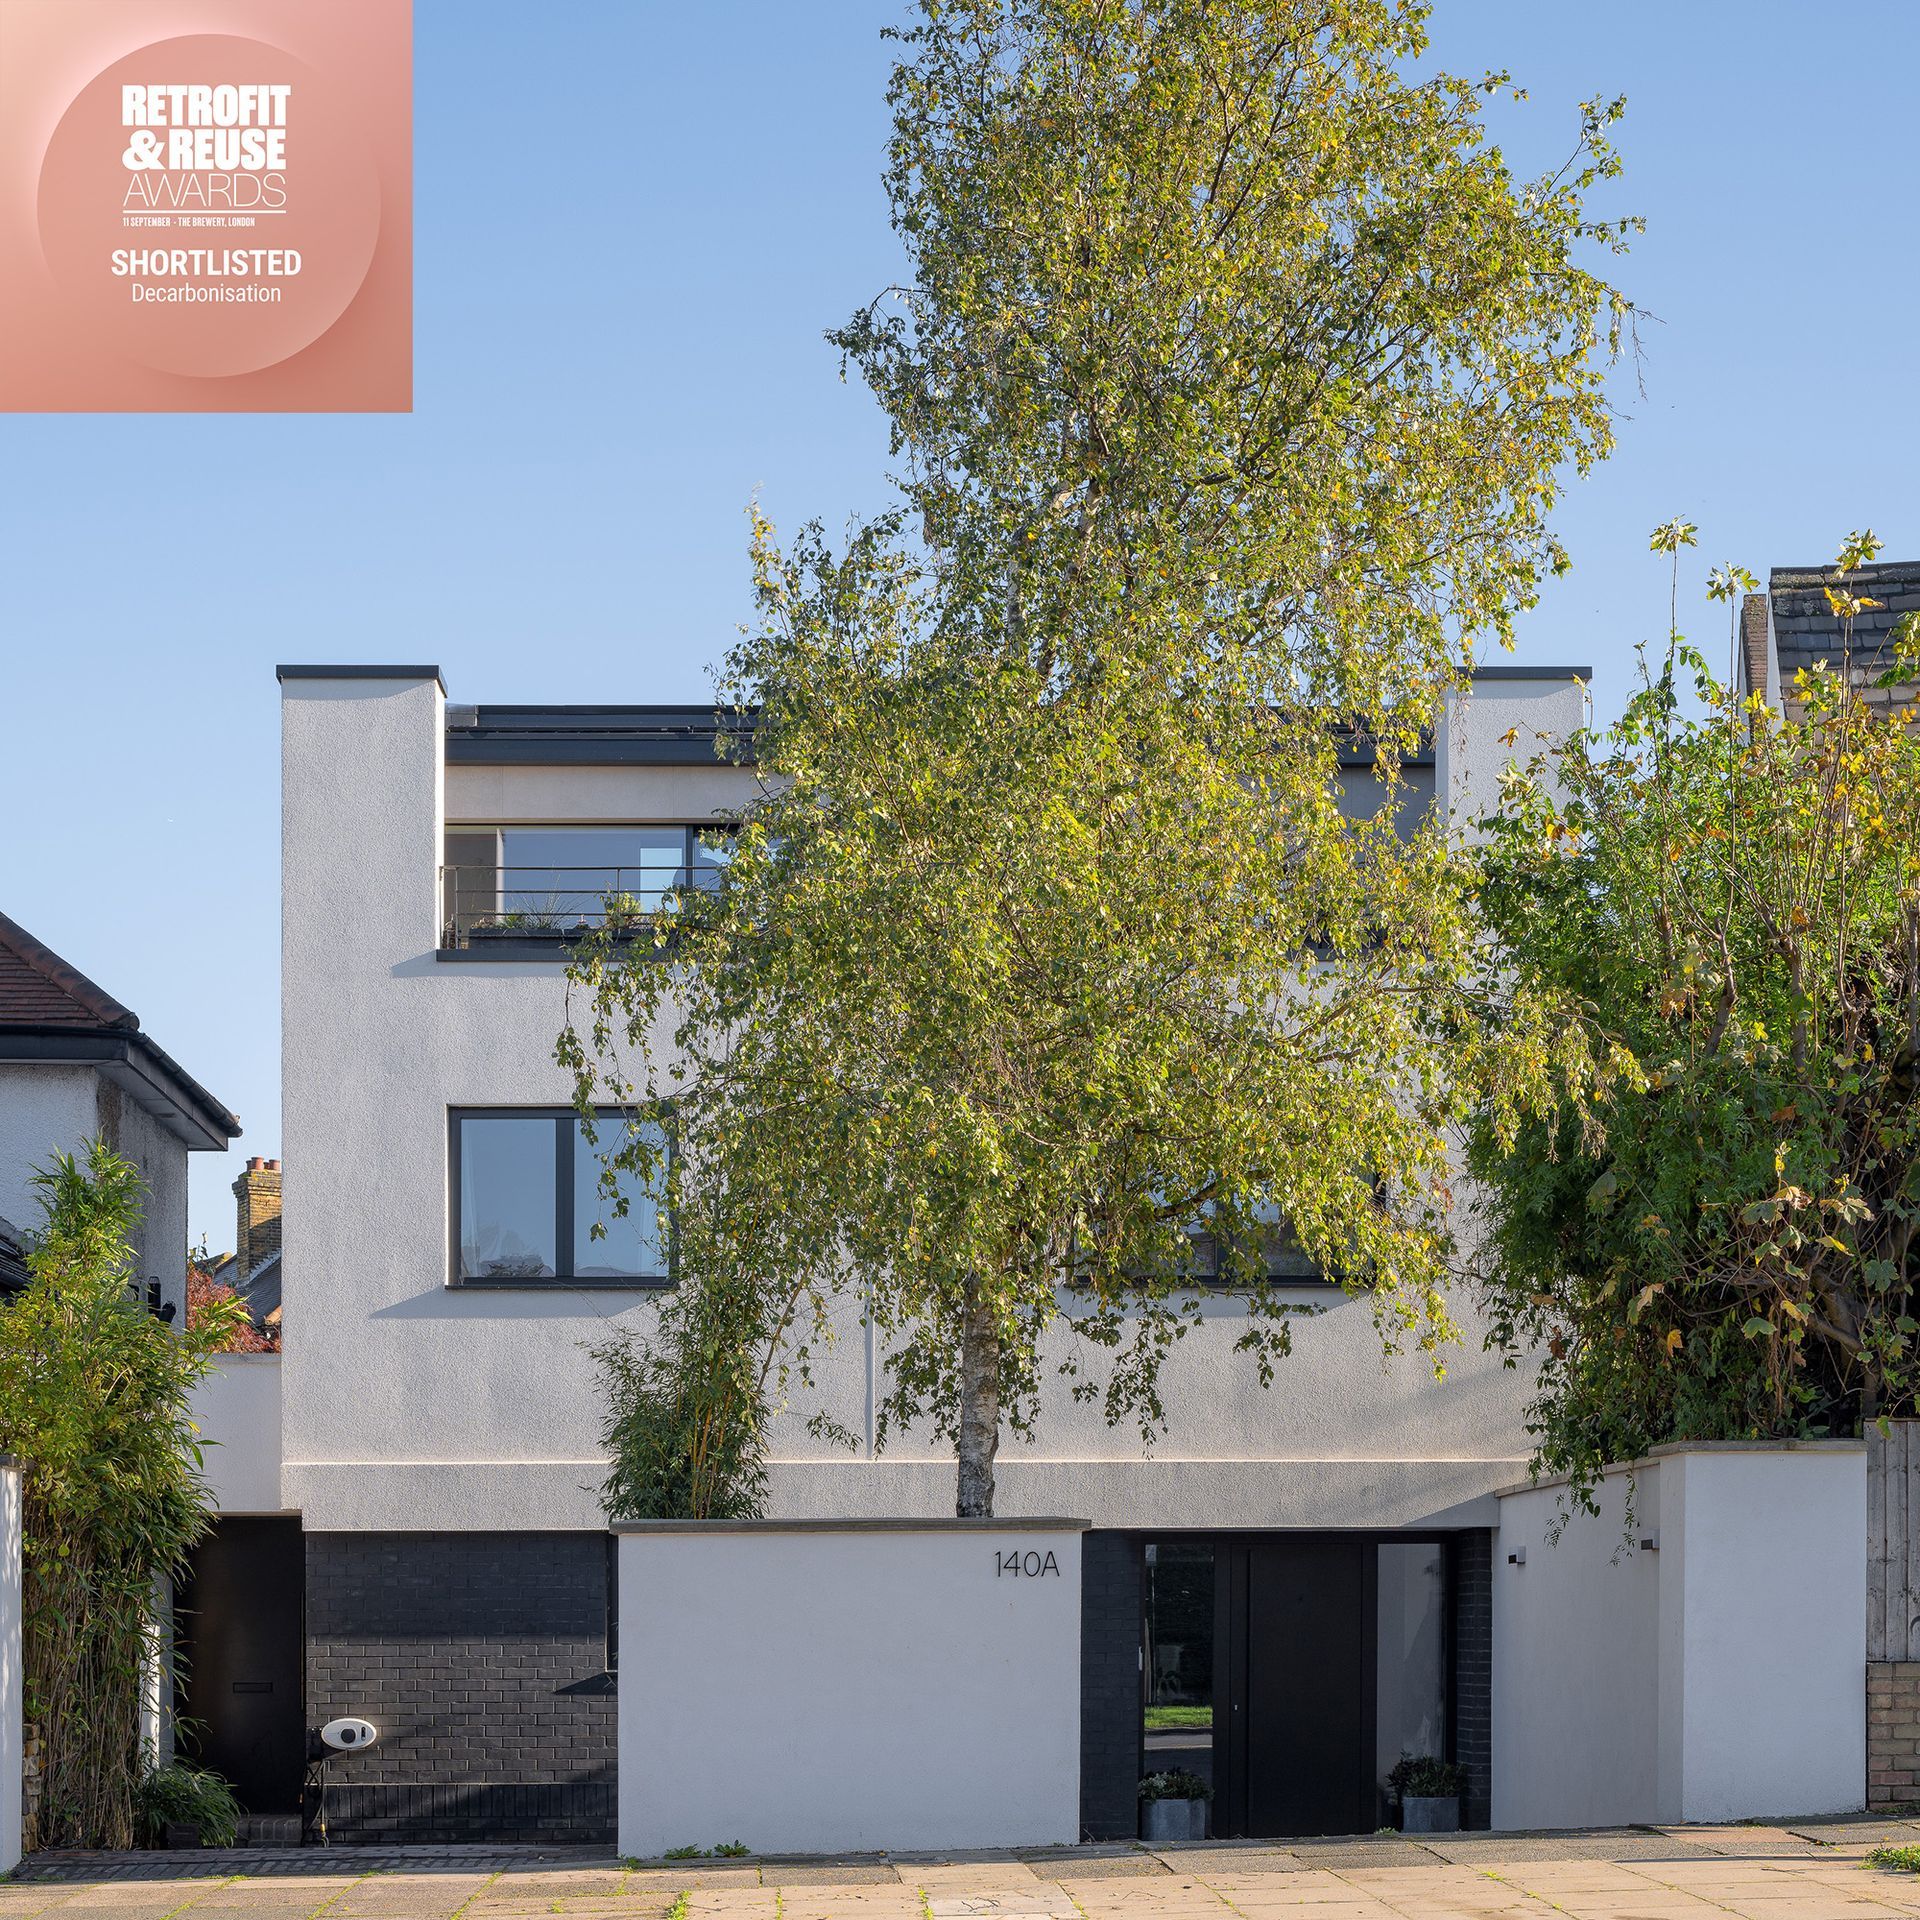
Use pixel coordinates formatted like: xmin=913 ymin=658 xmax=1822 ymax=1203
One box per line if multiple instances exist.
xmin=14 ymin=1817 xmax=1920 ymax=1920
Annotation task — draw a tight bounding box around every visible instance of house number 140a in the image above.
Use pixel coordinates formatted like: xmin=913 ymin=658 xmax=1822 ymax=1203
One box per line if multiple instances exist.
xmin=996 ymin=1549 xmax=1060 ymax=1577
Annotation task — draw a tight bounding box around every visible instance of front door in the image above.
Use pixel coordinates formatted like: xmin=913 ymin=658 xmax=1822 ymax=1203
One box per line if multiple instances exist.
xmin=1214 ymin=1537 xmax=1377 ymax=1837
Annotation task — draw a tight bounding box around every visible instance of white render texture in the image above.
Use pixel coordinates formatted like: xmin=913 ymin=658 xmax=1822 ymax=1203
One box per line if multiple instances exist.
xmin=190 ymin=1355 xmax=285 ymax=1513
xmin=281 ymin=670 xmax=1585 ymax=1532
xmin=1492 ymin=1442 xmax=1865 ymax=1829
xmin=0 ymin=1062 xmax=192 ymax=1321
xmin=616 ymin=1522 xmax=1082 ymax=1856
xmin=0 ymin=1461 xmax=20 ymax=1873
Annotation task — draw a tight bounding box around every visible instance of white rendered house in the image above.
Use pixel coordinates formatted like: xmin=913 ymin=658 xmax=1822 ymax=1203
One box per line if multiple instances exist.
xmin=174 ymin=659 xmax=1599 ymax=1846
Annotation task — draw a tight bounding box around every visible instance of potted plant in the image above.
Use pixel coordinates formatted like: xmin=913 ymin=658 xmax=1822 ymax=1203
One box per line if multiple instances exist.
xmin=1138 ymin=1768 xmax=1211 ymax=1843
xmin=1387 ymin=1752 xmax=1467 ymax=1834
xmin=135 ymin=1762 xmax=243 ymax=1850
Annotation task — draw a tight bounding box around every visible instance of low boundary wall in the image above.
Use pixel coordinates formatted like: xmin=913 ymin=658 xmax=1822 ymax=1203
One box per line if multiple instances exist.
xmin=1493 ymin=1442 xmax=1864 ymax=1829
xmin=616 ymin=1517 xmax=1085 ymax=1857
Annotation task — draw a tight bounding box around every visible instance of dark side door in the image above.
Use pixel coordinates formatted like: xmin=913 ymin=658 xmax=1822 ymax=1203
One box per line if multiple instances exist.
xmin=175 ymin=1517 xmax=305 ymax=1815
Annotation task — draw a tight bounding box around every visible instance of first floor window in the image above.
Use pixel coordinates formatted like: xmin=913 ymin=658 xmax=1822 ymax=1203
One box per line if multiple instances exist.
xmin=452 ymin=1108 xmax=668 ymax=1284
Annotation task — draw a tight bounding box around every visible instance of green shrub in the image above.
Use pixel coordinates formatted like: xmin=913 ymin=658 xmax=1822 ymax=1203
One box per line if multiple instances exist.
xmin=135 ymin=1764 xmax=242 ymax=1848
xmin=1387 ymin=1753 xmax=1467 ymax=1799
xmin=1138 ymin=1769 xmax=1212 ymax=1803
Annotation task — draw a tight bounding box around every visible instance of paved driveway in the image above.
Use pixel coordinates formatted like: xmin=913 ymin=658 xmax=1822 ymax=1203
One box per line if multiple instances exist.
xmin=14 ymin=1818 xmax=1920 ymax=1920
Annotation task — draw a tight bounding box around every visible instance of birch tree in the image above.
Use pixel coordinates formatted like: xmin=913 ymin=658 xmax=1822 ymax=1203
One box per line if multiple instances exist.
xmin=565 ymin=0 xmax=1630 ymax=1517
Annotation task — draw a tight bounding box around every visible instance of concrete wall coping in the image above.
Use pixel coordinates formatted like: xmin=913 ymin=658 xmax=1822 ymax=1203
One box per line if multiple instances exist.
xmin=1494 ymin=1437 xmax=1865 ymax=1501
xmin=612 ymin=1515 xmax=1091 ymax=1535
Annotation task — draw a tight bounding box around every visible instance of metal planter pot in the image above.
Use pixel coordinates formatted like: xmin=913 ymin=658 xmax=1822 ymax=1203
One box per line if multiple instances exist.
xmin=1141 ymin=1796 xmax=1208 ymax=1843
xmin=1400 ymin=1795 xmax=1460 ymax=1834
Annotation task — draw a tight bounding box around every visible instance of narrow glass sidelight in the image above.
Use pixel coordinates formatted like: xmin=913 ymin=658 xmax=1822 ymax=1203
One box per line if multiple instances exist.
xmin=1375 ymin=1541 xmax=1448 ymax=1802
xmin=1143 ymin=1540 xmax=1215 ymax=1790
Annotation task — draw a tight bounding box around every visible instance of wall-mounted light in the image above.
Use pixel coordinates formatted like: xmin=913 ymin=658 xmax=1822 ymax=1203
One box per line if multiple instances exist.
xmin=1639 ymin=1531 xmax=1660 ymax=1553
xmin=1507 ymin=1546 xmax=1526 ymax=1567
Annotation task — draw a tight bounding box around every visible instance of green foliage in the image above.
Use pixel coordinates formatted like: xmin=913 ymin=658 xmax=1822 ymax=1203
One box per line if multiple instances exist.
xmin=712 ymin=1843 xmax=752 ymax=1858
xmin=662 ymin=1846 xmax=706 ymax=1861
xmin=1138 ymin=1769 xmax=1213 ymax=1803
xmin=589 ymin=1262 xmax=772 ymax=1522
xmin=0 ymin=1142 xmax=244 ymax=1848
xmin=135 ymin=1763 xmax=242 ymax=1848
xmin=1469 ymin=539 xmax=1920 ymax=1509
xmin=564 ymin=0 xmax=1629 ymax=1516
xmin=1387 ymin=1752 xmax=1467 ymax=1799
xmin=1868 ymin=1846 xmax=1920 ymax=1873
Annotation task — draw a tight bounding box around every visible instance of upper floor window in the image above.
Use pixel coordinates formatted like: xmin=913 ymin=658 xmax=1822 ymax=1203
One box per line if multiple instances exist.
xmin=441 ymin=824 xmax=731 ymax=947
xmin=451 ymin=1107 xmax=668 ymax=1285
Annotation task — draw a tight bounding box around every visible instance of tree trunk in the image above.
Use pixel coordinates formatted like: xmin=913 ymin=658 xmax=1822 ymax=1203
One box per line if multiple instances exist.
xmin=956 ymin=1284 xmax=1002 ymax=1519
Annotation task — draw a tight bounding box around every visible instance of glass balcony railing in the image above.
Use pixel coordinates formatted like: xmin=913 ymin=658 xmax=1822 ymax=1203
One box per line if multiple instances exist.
xmin=439 ymin=860 xmax=723 ymax=948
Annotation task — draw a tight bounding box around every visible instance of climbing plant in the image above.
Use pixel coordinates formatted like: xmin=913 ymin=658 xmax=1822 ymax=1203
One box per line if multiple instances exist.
xmin=0 ymin=1142 xmax=244 ymax=1848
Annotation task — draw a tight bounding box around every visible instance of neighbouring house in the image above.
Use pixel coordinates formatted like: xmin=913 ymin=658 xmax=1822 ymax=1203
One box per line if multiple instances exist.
xmin=0 ymin=909 xmax=240 ymax=1322
xmin=1737 ymin=558 xmax=1920 ymax=717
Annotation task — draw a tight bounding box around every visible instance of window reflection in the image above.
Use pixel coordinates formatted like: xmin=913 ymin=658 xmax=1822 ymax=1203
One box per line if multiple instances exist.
xmin=573 ymin=1117 xmax=666 ymax=1277
xmin=458 ymin=1115 xmax=558 ymax=1279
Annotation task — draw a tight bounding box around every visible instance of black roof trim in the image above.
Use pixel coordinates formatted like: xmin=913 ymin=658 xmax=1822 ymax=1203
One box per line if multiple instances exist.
xmin=278 ymin=664 xmax=446 ymax=692
xmin=1470 ymin=665 xmax=1591 ymax=683
xmin=445 ymin=704 xmax=755 ymax=768
xmin=0 ymin=1026 xmax=241 ymax=1150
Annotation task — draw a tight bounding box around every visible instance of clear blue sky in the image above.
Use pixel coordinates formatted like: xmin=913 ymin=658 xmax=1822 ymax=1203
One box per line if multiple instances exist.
xmin=2 ymin=1 xmax=1915 ymax=1253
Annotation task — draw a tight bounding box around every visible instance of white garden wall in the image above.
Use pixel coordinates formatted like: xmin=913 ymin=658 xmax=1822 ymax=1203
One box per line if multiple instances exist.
xmin=1493 ymin=1442 xmax=1864 ymax=1829
xmin=617 ymin=1519 xmax=1084 ymax=1857
xmin=189 ymin=1355 xmax=285 ymax=1514
xmin=0 ymin=1457 xmax=21 ymax=1873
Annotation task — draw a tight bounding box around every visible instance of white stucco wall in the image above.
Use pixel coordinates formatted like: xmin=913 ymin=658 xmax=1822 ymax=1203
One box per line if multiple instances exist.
xmin=1437 ymin=672 xmax=1588 ymax=835
xmin=1493 ymin=1443 xmax=1865 ymax=1829
xmin=617 ymin=1520 xmax=1082 ymax=1856
xmin=0 ymin=1061 xmax=193 ymax=1320
xmin=282 ymin=669 xmax=1576 ymax=1533
xmin=0 ymin=1460 xmax=20 ymax=1874
xmin=190 ymin=1355 xmax=286 ymax=1514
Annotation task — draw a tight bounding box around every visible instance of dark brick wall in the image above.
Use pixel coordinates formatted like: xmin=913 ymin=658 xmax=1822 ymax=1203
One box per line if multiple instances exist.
xmin=305 ymin=1532 xmax=615 ymax=1843
xmin=1080 ymin=1530 xmax=1142 ymax=1841
xmin=1453 ymin=1530 xmax=1491 ymax=1831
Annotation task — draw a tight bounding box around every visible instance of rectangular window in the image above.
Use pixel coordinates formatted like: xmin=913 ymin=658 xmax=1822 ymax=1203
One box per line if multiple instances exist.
xmin=450 ymin=1108 xmax=669 ymax=1286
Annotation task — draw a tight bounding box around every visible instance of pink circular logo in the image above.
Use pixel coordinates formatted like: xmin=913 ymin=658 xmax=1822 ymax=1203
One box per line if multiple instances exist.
xmin=36 ymin=33 xmax=382 ymax=379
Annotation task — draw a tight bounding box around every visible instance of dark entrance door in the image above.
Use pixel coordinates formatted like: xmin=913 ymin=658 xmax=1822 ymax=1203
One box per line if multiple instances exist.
xmin=175 ymin=1517 xmax=305 ymax=1814
xmin=1217 ymin=1537 xmax=1376 ymax=1837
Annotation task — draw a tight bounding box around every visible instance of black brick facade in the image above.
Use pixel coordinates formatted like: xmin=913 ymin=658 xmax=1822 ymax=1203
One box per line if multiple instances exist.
xmin=1079 ymin=1530 xmax=1141 ymax=1841
xmin=305 ymin=1531 xmax=615 ymax=1844
xmin=1453 ymin=1529 xmax=1492 ymax=1831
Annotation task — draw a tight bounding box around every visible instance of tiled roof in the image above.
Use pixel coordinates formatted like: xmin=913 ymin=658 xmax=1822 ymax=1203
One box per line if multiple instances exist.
xmin=242 ymin=1250 xmax=282 ymax=1326
xmin=0 ymin=910 xmax=137 ymax=1030
xmin=1769 ymin=561 xmax=1920 ymax=711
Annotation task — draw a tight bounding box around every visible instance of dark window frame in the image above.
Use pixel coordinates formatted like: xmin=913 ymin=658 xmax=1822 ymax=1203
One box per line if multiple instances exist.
xmin=447 ymin=1105 xmax=673 ymax=1290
